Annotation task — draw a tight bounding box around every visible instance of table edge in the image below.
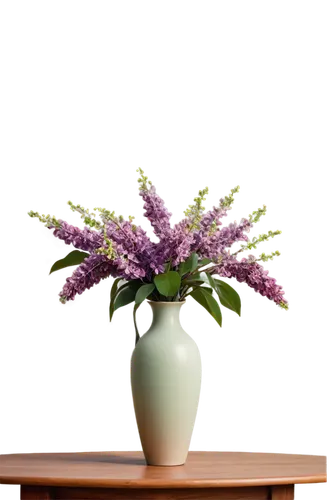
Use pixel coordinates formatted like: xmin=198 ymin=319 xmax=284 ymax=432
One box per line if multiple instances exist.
xmin=0 ymin=474 xmax=327 ymax=489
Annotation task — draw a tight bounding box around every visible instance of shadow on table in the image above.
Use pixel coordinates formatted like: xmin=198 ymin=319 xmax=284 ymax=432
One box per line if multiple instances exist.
xmin=29 ymin=452 xmax=147 ymax=466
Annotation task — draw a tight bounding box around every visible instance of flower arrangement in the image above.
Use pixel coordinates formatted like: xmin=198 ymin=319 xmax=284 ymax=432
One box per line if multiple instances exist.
xmin=29 ymin=169 xmax=288 ymax=343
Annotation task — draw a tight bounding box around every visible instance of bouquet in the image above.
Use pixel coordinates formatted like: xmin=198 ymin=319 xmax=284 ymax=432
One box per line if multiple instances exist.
xmin=29 ymin=169 xmax=288 ymax=343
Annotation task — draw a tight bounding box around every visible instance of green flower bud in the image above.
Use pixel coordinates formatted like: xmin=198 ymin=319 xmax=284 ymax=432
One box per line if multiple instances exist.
xmin=66 ymin=200 xmax=135 ymax=230
xmin=91 ymin=205 xmax=126 ymax=222
xmin=126 ymin=213 xmax=136 ymax=222
xmin=80 ymin=217 xmax=103 ymax=230
xmin=135 ymin=166 xmax=153 ymax=191
xmin=237 ymin=227 xmax=284 ymax=252
xmin=65 ymin=200 xmax=95 ymax=220
xmin=96 ymin=238 xmax=117 ymax=260
xmin=208 ymin=220 xmax=218 ymax=235
xmin=67 ymin=202 xmax=103 ymax=229
xmin=183 ymin=186 xmax=212 ymax=231
xmin=222 ymin=184 xmax=242 ymax=208
xmin=257 ymin=248 xmax=282 ymax=264
xmin=278 ymin=302 xmax=292 ymax=313
xmin=248 ymin=203 xmax=269 ymax=224
xmin=25 ymin=208 xmax=62 ymax=227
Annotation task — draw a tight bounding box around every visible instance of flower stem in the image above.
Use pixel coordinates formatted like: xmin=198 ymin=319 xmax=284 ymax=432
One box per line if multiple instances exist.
xmin=131 ymin=305 xmax=140 ymax=344
xmin=179 ymin=285 xmax=199 ymax=302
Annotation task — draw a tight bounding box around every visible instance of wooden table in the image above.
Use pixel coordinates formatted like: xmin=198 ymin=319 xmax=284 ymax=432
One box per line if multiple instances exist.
xmin=0 ymin=451 xmax=326 ymax=499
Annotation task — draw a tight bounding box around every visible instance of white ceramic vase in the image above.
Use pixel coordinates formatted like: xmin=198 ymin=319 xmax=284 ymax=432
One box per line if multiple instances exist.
xmin=131 ymin=301 xmax=201 ymax=466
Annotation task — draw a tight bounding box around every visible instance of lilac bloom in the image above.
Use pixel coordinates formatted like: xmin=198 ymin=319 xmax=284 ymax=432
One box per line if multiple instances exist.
xmin=196 ymin=218 xmax=252 ymax=261
xmin=106 ymin=220 xmax=155 ymax=278
xmin=29 ymin=171 xmax=288 ymax=309
xmin=216 ymin=257 xmax=288 ymax=307
xmin=170 ymin=221 xmax=196 ymax=266
xmin=53 ymin=221 xmax=103 ymax=252
xmin=199 ymin=203 xmax=228 ymax=234
xmin=154 ymin=219 xmax=195 ymax=268
xmin=139 ymin=184 xmax=172 ymax=238
xmin=59 ymin=254 xmax=117 ymax=303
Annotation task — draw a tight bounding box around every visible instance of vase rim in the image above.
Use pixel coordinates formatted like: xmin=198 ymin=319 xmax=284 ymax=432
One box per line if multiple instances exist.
xmin=147 ymin=300 xmax=186 ymax=305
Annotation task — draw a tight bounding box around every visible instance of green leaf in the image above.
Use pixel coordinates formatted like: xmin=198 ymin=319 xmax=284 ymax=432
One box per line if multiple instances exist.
xmin=214 ymin=278 xmax=241 ymax=316
xmin=109 ymin=278 xmax=122 ymax=321
xmin=189 ymin=287 xmax=211 ymax=314
xmin=187 ymin=272 xmax=210 ymax=285
xmin=135 ymin=283 xmax=155 ymax=305
xmin=179 ymin=253 xmax=199 ymax=276
xmin=113 ymin=281 xmax=142 ymax=311
xmin=198 ymin=258 xmax=212 ymax=267
xmin=154 ymin=271 xmax=181 ymax=297
xmin=164 ymin=259 xmax=172 ymax=273
xmin=190 ymin=287 xmax=224 ymax=328
xmin=203 ymin=289 xmax=224 ymax=328
xmin=49 ymin=250 xmax=89 ymax=274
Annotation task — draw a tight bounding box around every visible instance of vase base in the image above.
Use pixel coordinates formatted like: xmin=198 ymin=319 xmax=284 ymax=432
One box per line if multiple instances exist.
xmin=146 ymin=461 xmax=185 ymax=467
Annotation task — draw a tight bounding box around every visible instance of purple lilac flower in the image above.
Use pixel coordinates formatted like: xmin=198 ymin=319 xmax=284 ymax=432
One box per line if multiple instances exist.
xmin=107 ymin=215 xmax=179 ymax=280
xmin=59 ymin=254 xmax=117 ymax=303
xmin=145 ymin=217 xmax=194 ymax=274
xmin=53 ymin=221 xmax=103 ymax=252
xmin=193 ymin=187 xmax=246 ymax=258
xmin=139 ymin=184 xmax=172 ymax=238
xmin=144 ymin=237 xmax=183 ymax=274
xmin=58 ymin=217 xmax=157 ymax=300
xmin=199 ymin=203 xmax=228 ymax=233
xmin=170 ymin=221 xmax=196 ymax=266
xmin=216 ymin=257 xmax=288 ymax=306
xmin=106 ymin=220 xmax=151 ymax=256
xmin=106 ymin=220 xmax=157 ymax=278
xmin=111 ymin=257 xmax=146 ymax=279
xmin=190 ymin=205 xmax=226 ymax=252
xmin=196 ymin=218 xmax=252 ymax=261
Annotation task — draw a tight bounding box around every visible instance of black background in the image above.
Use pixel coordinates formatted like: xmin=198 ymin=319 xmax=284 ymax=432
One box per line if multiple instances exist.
xmin=1 ymin=160 xmax=328 ymax=449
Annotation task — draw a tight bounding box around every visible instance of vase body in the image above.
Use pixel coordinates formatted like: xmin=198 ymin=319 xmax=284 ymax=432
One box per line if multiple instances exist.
xmin=131 ymin=301 xmax=201 ymax=466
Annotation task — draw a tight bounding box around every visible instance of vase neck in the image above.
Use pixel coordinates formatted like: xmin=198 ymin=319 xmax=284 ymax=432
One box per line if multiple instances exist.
xmin=149 ymin=301 xmax=184 ymax=329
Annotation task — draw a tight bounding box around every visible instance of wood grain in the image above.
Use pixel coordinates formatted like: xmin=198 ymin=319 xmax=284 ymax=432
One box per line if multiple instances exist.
xmin=21 ymin=486 xmax=54 ymax=499
xmin=52 ymin=486 xmax=269 ymax=499
xmin=271 ymin=485 xmax=294 ymax=500
xmin=0 ymin=451 xmax=326 ymax=489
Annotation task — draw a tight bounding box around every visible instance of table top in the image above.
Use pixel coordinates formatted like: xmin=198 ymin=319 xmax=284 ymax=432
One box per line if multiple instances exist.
xmin=0 ymin=451 xmax=326 ymax=489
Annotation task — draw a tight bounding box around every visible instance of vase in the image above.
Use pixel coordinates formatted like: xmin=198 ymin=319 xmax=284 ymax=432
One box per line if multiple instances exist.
xmin=131 ymin=301 xmax=201 ymax=466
